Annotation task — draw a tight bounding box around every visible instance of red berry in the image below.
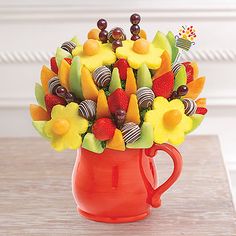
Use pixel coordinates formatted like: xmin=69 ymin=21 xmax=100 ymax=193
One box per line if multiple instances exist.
xmin=50 ymin=57 xmax=58 ymax=74
xmin=152 ymin=71 xmax=174 ymax=98
xmin=113 ymin=58 xmax=129 ymax=80
xmin=92 ymin=118 xmax=116 ymax=141
xmin=112 ymin=27 xmax=123 ymax=40
xmin=130 ymin=13 xmax=141 ymax=25
xmin=97 ymin=19 xmax=107 ymax=30
xmin=112 ymin=40 xmax=122 ymax=51
xmin=44 ymin=94 xmax=66 ymax=116
xmin=130 ymin=24 xmax=140 ymax=35
xmin=182 ymin=62 xmax=194 ymax=83
xmin=196 ymin=107 xmax=208 ymax=115
xmin=108 ymin=88 xmax=129 ymax=114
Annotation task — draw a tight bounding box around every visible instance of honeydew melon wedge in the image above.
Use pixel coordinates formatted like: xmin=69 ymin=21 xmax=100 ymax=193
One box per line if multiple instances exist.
xmin=55 ymin=47 xmax=72 ymax=68
xmin=152 ymin=31 xmax=172 ymax=61
xmin=166 ymin=31 xmax=179 ymax=63
xmin=82 ymin=133 xmax=105 ymax=154
xmin=185 ymin=114 xmax=205 ymax=134
xmin=32 ymin=121 xmax=48 ymax=139
xmin=109 ymin=68 xmax=122 ymax=93
xmin=35 ymin=83 xmax=45 ymax=108
xmin=137 ymin=63 xmax=152 ymax=88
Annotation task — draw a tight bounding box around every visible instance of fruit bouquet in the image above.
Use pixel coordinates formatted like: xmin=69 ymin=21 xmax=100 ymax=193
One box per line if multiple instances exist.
xmin=29 ymin=14 xmax=207 ymax=222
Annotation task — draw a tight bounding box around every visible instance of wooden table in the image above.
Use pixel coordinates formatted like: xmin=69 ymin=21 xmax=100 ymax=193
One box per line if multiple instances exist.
xmin=0 ymin=136 xmax=235 ymax=236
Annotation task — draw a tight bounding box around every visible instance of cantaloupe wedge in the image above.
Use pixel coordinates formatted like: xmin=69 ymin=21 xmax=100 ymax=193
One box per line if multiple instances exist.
xmin=153 ymin=50 xmax=171 ymax=79
xmin=58 ymin=59 xmax=70 ymax=91
xmin=40 ymin=65 xmax=57 ymax=94
xmin=96 ymin=90 xmax=111 ymax=119
xmin=107 ymin=129 xmax=125 ymax=151
xmin=191 ymin=61 xmax=199 ymax=80
xmin=183 ymin=77 xmax=205 ymax=100
xmin=30 ymin=104 xmax=50 ymax=121
xmin=125 ymin=68 xmax=137 ymax=97
xmin=125 ymin=94 xmax=140 ymax=124
xmin=196 ymin=98 xmax=206 ymax=108
xmin=81 ymin=66 xmax=98 ymax=101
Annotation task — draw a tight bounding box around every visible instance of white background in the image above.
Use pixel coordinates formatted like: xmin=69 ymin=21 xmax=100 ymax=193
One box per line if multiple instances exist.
xmin=0 ymin=0 xmax=236 ymax=201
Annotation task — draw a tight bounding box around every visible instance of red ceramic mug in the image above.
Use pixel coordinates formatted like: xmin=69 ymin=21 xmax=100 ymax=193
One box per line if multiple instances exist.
xmin=72 ymin=143 xmax=182 ymax=223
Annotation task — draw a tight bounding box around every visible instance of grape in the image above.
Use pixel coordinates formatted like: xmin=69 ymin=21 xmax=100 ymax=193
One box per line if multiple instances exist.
xmin=130 ymin=24 xmax=140 ymax=35
xmin=65 ymin=92 xmax=76 ymax=103
xmin=97 ymin=19 xmax=107 ymax=30
xmin=131 ymin=34 xmax=140 ymax=41
xmin=177 ymin=85 xmax=188 ymax=96
xmin=169 ymin=91 xmax=180 ymax=100
xmin=130 ymin=13 xmax=141 ymax=25
xmin=112 ymin=40 xmax=122 ymax=51
xmin=56 ymin=86 xmax=67 ymax=98
xmin=99 ymin=30 xmax=108 ymax=43
xmin=112 ymin=27 xmax=123 ymax=40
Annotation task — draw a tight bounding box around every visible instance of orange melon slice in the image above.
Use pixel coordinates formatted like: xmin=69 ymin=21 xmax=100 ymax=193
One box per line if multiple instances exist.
xmin=81 ymin=66 xmax=98 ymax=101
xmin=107 ymin=129 xmax=125 ymax=151
xmin=29 ymin=104 xmax=50 ymax=121
xmin=58 ymin=59 xmax=71 ymax=91
xmin=191 ymin=61 xmax=199 ymax=80
xmin=40 ymin=65 xmax=57 ymax=94
xmin=125 ymin=68 xmax=137 ymax=97
xmin=153 ymin=50 xmax=171 ymax=79
xmin=183 ymin=77 xmax=205 ymax=100
xmin=196 ymin=98 xmax=207 ymax=108
xmin=96 ymin=90 xmax=111 ymax=119
xmin=125 ymin=94 xmax=140 ymax=124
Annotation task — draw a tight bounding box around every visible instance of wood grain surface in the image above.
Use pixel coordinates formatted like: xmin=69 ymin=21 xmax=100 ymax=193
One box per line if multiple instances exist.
xmin=0 ymin=135 xmax=235 ymax=236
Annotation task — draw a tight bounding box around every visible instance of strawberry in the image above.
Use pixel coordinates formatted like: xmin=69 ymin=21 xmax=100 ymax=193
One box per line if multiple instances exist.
xmin=50 ymin=57 xmax=58 ymax=74
xmin=45 ymin=94 xmax=66 ymax=116
xmin=152 ymin=71 xmax=174 ymax=98
xmin=182 ymin=62 xmax=194 ymax=84
xmin=92 ymin=118 xmax=116 ymax=141
xmin=64 ymin=58 xmax=72 ymax=65
xmin=114 ymin=58 xmax=129 ymax=80
xmin=196 ymin=107 xmax=208 ymax=115
xmin=108 ymin=88 xmax=129 ymax=114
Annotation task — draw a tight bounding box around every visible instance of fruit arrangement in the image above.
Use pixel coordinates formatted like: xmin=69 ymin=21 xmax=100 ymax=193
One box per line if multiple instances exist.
xmin=30 ymin=14 xmax=207 ymax=153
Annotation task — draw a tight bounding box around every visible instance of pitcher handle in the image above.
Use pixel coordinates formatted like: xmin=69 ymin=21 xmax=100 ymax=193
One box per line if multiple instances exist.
xmin=145 ymin=143 xmax=182 ymax=208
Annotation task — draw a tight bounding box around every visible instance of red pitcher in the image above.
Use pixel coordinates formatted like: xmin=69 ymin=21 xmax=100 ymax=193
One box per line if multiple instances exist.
xmin=72 ymin=143 xmax=182 ymax=223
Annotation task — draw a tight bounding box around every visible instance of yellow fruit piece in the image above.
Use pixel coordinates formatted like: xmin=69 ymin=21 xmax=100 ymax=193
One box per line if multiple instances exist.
xmin=81 ymin=66 xmax=99 ymax=101
xmin=153 ymin=50 xmax=172 ymax=79
xmin=191 ymin=61 xmax=199 ymax=79
xmin=30 ymin=104 xmax=50 ymax=121
xmin=107 ymin=129 xmax=125 ymax=151
xmin=125 ymin=94 xmax=140 ymax=124
xmin=125 ymin=68 xmax=137 ymax=97
xmin=87 ymin=28 xmax=100 ymax=40
xmin=139 ymin=29 xmax=147 ymax=39
xmin=40 ymin=65 xmax=57 ymax=94
xmin=96 ymin=90 xmax=111 ymax=119
xmin=183 ymin=77 xmax=205 ymax=100
xmin=58 ymin=59 xmax=70 ymax=91
xmin=196 ymin=98 xmax=207 ymax=108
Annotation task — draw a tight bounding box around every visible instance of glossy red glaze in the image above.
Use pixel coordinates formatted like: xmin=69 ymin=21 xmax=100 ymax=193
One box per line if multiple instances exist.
xmin=72 ymin=144 xmax=182 ymax=223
